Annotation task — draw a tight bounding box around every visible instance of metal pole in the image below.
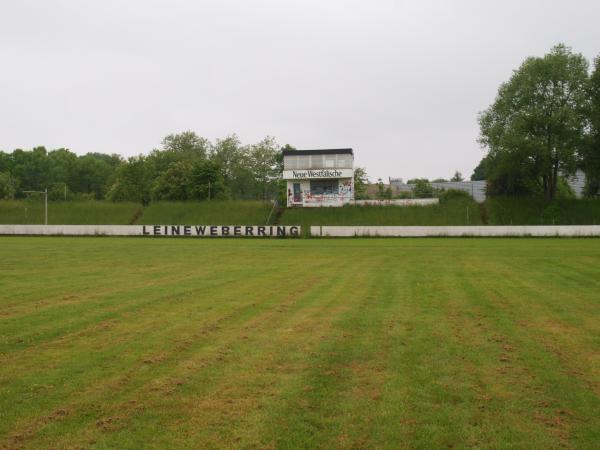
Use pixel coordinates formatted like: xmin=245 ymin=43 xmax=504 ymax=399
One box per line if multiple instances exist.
xmin=64 ymin=184 xmax=67 ymax=201
xmin=23 ymin=190 xmax=47 ymax=225
xmin=208 ymin=180 xmax=211 ymax=201
xmin=45 ymin=188 xmax=48 ymax=225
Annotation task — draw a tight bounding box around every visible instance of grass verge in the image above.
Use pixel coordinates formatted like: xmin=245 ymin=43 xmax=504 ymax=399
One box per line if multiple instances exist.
xmin=0 ymin=200 xmax=139 ymax=225
xmin=131 ymin=200 xmax=273 ymax=225
xmin=485 ymin=197 xmax=600 ymax=225
xmin=278 ymin=197 xmax=482 ymax=235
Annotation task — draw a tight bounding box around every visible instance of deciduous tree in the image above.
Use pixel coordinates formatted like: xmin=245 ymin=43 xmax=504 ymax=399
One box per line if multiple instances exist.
xmin=479 ymin=44 xmax=590 ymax=200
xmin=353 ymin=167 xmax=369 ymax=199
xmin=450 ymin=171 xmax=464 ymax=182
xmin=584 ymin=55 xmax=600 ymax=196
xmin=106 ymin=156 xmax=153 ymax=204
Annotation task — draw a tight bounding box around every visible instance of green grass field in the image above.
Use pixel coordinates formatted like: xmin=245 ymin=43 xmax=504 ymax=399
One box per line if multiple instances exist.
xmin=138 ymin=200 xmax=273 ymax=225
xmin=0 ymin=200 xmax=141 ymax=225
xmin=485 ymin=197 xmax=600 ymax=225
xmin=3 ymin=197 xmax=600 ymax=228
xmin=0 ymin=200 xmax=273 ymax=226
xmin=279 ymin=197 xmax=483 ymax=233
xmin=1 ymin=237 xmax=599 ymax=449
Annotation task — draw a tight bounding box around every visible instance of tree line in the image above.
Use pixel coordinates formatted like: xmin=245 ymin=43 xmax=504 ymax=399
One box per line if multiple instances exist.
xmin=0 ymin=133 xmax=289 ymax=204
xmin=474 ymin=44 xmax=600 ymax=200
xmin=3 ymin=44 xmax=599 ymax=205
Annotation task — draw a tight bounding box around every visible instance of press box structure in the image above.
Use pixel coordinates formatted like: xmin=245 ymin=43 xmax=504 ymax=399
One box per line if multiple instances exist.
xmin=283 ymin=148 xmax=354 ymax=207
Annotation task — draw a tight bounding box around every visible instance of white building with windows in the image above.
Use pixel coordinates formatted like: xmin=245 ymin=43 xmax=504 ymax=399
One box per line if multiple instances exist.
xmin=283 ymin=149 xmax=354 ymax=207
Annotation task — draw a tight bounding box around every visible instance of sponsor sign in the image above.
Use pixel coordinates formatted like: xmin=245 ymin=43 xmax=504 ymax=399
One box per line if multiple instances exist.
xmin=283 ymin=169 xmax=353 ymax=179
xmin=142 ymin=225 xmax=300 ymax=237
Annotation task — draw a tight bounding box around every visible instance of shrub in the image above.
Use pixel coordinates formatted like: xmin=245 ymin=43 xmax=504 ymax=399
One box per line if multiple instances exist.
xmin=438 ymin=189 xmax=472 ymax=203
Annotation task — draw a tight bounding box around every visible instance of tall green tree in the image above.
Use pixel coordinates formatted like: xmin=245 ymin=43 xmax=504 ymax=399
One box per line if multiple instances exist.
xmin=484 ymin=151 xmax=537 ymax=196
xmin=161 ymin=131 xmax=210 ymax=159
xmin=106 ymin=156 xmax=153 ymax=204
xmin=248 ymin=137 xmax=280 ymax=200
xmin=151 ymin=161 xmax=193 ymax=201
xmin=0 ymin=151 xmax=11 ymax=173
xmin=353 ymin=167 xmax=369 ymax=199
xmin=11 ymin=147 xmax=52 ymax=193
xmin=211 ymin=135 xmax=242 ymax=185
xmin=471 ymin=154 xmax=494 ymax=181
xmin=210 ymin=135 xmax=260 ymax=199
xmin=73 ymin=154 xmax=114 ymax=198
xmin=584 ymin=56 xmax=600 ymax=196
xmin=0 ymin=172 xmax=15 ymax=199
xmin=479 ymin=44 xmax=590 ymax=200
xmin=450 ymin=171 xmax=464 ymax=182
xmin=190 ymin=160 xmax=226 ymax=200
xmin=47 ymin=149 xmax=78 ymax=194
xmin=150 ymin=131 xmax=210 ymax=173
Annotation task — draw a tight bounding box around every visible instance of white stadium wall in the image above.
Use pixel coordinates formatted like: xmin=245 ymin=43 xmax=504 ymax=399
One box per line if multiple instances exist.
xmin=2 ymin=224 xmax=599 ymax=238
xmin=310 ymin=225 xmax=600 ymax=237
xmin=0 ymin=225 xmax=301 ymax=237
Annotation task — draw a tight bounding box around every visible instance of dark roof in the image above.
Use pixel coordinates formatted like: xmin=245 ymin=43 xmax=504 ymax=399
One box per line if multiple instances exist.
xmin=282 ymin=148 xmax=353 ymax=156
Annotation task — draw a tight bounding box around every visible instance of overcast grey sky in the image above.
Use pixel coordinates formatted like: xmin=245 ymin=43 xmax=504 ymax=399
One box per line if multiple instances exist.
xmin=1 ymin=0 xmax=599 ymax=181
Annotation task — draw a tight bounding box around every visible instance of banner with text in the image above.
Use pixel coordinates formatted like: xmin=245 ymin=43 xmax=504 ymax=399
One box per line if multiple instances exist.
xmin=283 ymin=169 xmax=353 ymax=179
xmin=143 ymin=225 xmax=300 ymax=237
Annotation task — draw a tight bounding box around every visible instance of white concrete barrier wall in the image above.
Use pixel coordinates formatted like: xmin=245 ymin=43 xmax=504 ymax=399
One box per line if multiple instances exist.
xmin=0 ymin=225 xmax=141 ymax=236
xmin=0 ymin=225 xmax=301 ymax=237
xmin=2 ymin=224 xmax=599 ymax=238
xmin=311 ymin=225 xmax=600 ymax=237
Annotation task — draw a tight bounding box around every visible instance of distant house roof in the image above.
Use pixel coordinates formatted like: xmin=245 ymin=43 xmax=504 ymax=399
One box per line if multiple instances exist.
xmin=282 ymin=148 xmax=353 ymax=156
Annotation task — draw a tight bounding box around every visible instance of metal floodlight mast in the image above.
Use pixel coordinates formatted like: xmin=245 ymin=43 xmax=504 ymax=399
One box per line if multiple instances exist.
xmin=23 ymin=188 xmax=48 ymax=225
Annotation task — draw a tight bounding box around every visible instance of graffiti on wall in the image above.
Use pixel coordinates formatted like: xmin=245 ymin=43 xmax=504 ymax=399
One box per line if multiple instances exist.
xmin=339 ymin=180 xmax=353 ymax=196
xmin=287 ymin=178 xmax=353 ymax=206
xmin=302 ymin=180 xmax=353 ymax=206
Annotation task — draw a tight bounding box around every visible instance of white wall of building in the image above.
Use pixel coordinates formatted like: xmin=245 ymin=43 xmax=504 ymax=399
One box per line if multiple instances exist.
xmin=389 ymin=179 xmax=487 ymax=203
xmin=389 ymin=170 xmax=592 ymax=202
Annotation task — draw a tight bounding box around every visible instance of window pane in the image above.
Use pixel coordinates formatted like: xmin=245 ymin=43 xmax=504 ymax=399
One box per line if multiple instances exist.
xmin=298 ymin=155 xmax=309 ymax=169
xmin=337 ymin=157 xmax=353 ymax=169
xmin=283 ymin=155 xmax=297 ymax=170
xmin=310 ymin=179 xmax=339 ymax=195
xmin=310 ymin=155 xmax=324 ymax=168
